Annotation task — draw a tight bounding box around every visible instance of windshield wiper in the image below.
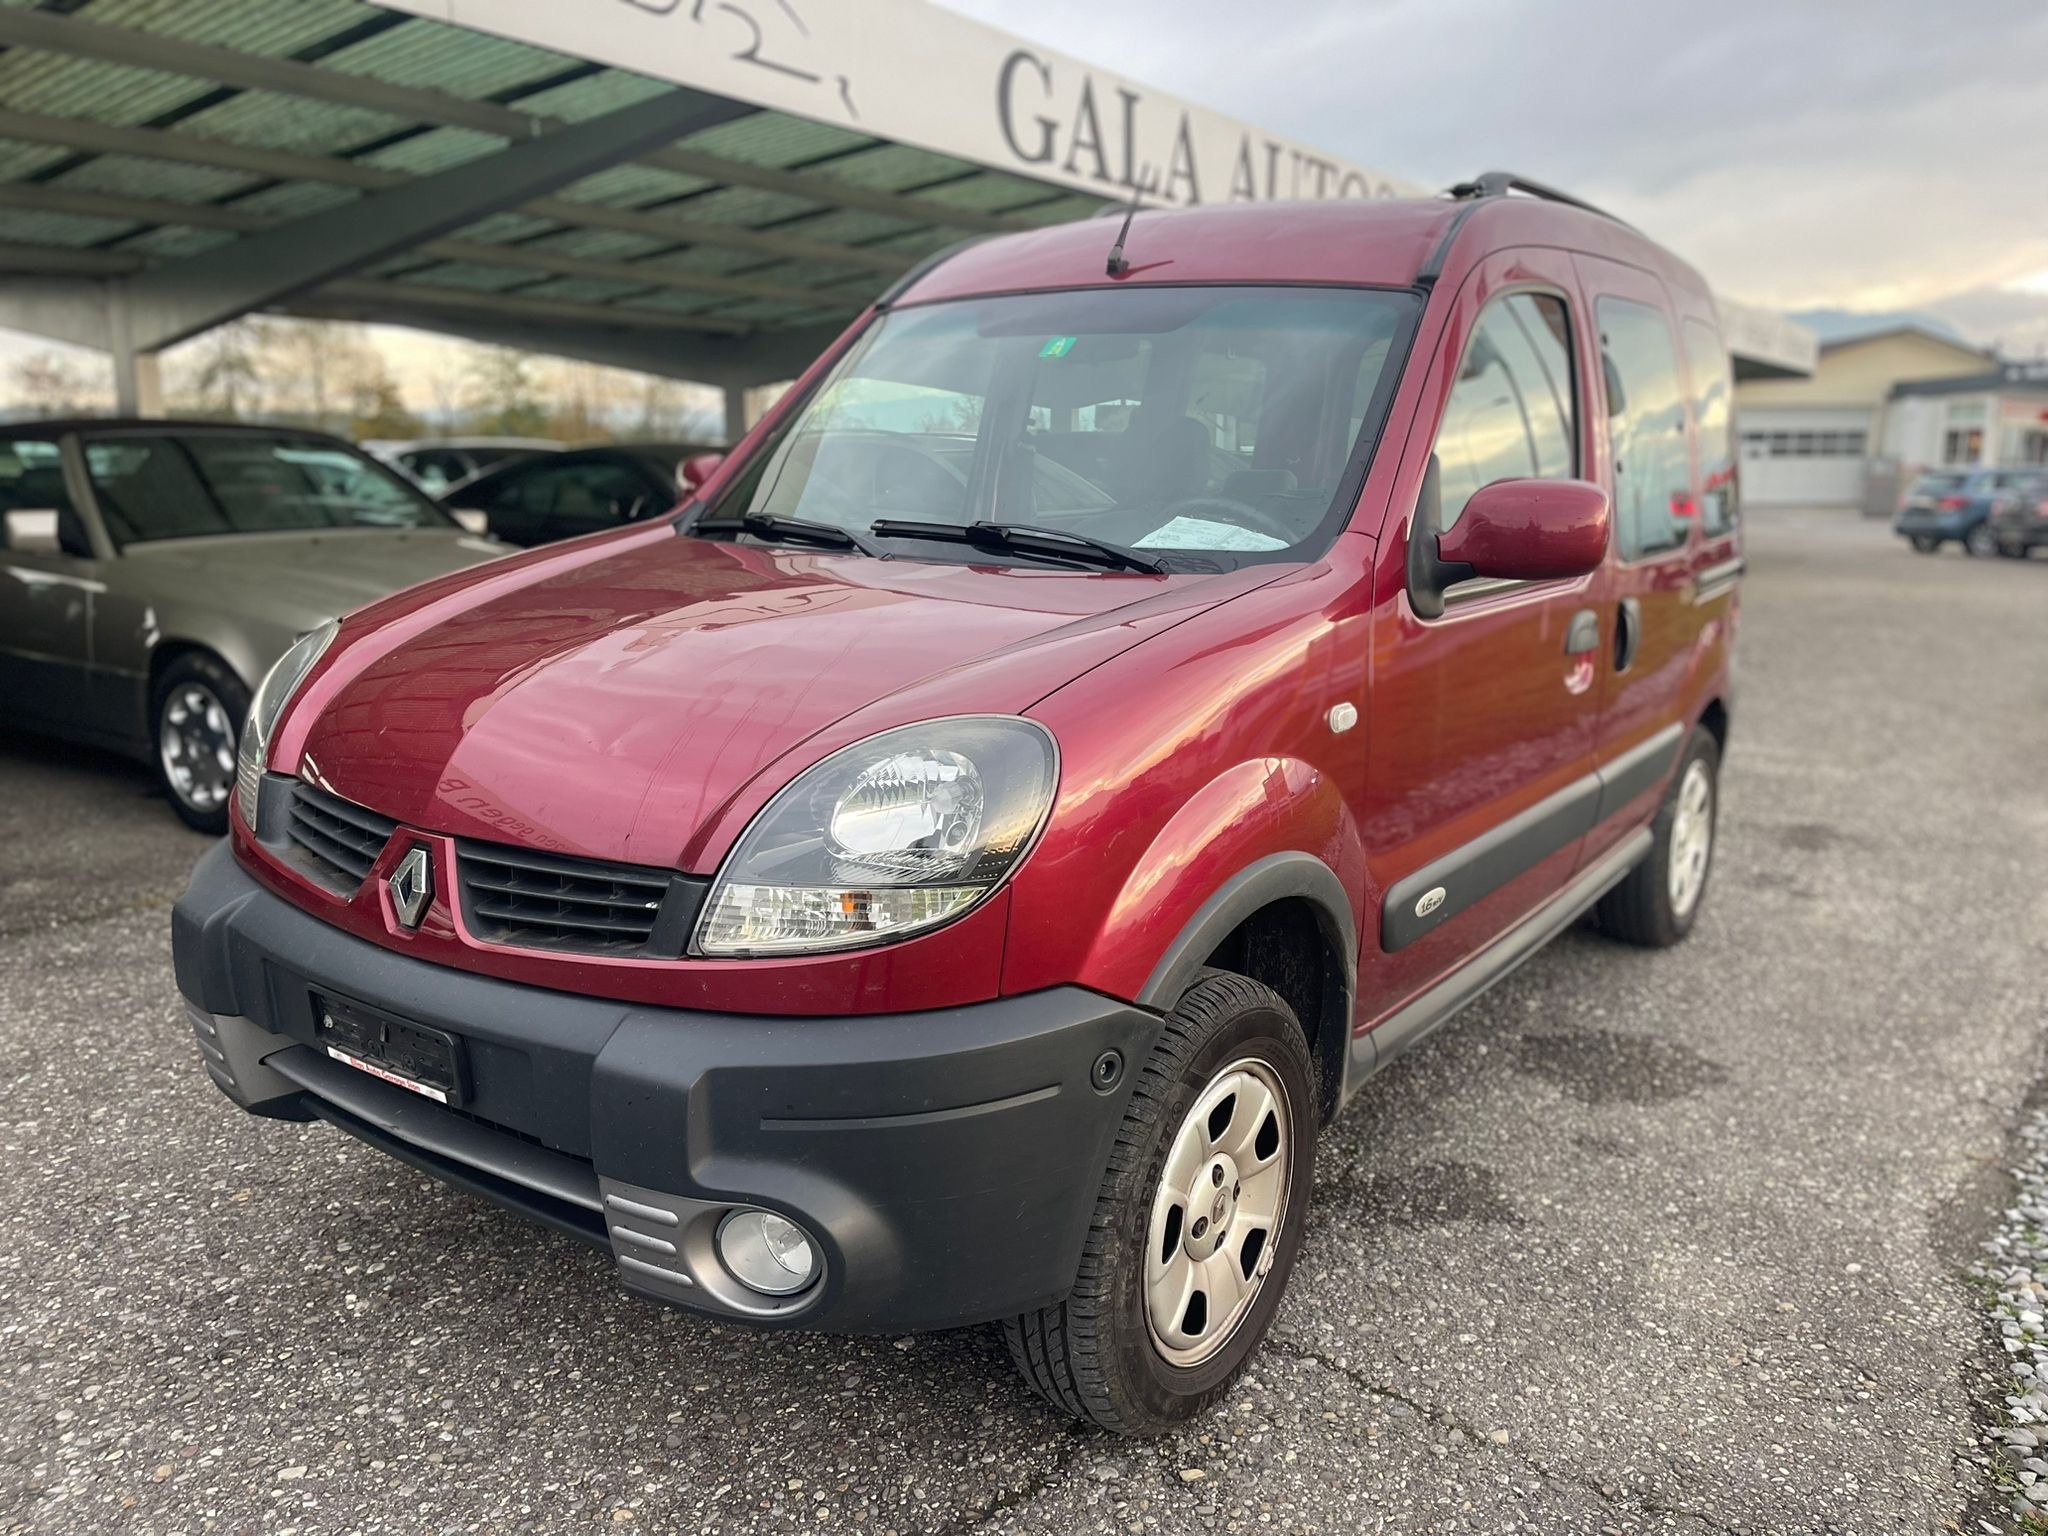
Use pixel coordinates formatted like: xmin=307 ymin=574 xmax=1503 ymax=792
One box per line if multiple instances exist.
xmin=689 ymin=512 xmax=878 ymax=556
xmin=869 ymin=519 xmax=1167 ymax=574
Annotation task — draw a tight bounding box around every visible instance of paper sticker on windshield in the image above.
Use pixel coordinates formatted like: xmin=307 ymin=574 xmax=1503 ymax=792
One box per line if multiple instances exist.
xmin=1039 ymin=336 xmax=1078 ymax=359
xmin=1135 ymin=516 xmax=1288 ymax=552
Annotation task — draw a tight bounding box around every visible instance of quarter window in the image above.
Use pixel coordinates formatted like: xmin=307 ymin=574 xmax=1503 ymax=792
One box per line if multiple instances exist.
xmin=1684 ymin=323 xmax=1737 ymax=538
xmin=1434 ymin=292 xmax=1576 ymax=530
xmin=1597 ymin=298 xmax=1692 ymax=560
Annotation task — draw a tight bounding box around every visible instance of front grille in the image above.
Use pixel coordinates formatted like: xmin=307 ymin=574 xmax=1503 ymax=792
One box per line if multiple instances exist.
xmin=455 ymin=841 xmax=706 ymax=958
xmin=285 ymin=781 xmax=398 ymax=892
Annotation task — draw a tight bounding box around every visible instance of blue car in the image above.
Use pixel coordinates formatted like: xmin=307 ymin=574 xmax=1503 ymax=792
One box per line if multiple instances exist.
xmin=1895 ymin=467 xmax=2038 ymax=556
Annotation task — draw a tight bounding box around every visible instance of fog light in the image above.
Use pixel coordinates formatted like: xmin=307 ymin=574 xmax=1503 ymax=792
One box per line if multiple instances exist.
xmin=715 ymin=1207 xmax=818 ymax=1296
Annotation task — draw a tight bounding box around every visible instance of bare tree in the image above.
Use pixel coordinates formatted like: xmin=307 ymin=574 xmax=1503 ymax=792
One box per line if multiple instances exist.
xmin=173 ymin=319 xmax=267 ymax=419
xmin=463 ymin=347 xmax=549 ymax=437
xmin=10 ymin=350 xmax=92 ymax=417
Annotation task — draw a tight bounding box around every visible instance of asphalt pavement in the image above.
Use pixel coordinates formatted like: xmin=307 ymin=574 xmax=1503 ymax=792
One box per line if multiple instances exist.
xmin=2 ymin=512 xmax=2045 ymax=1535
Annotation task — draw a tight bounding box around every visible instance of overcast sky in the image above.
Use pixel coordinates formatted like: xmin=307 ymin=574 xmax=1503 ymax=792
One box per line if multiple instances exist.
xmin=944 ymin=0 xmax=2048 ymax=353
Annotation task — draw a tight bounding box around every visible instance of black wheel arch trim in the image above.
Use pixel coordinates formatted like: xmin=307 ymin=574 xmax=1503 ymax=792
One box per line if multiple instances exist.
xmin=1139 ymin=851 xmax=1358 ymax=1015
xmin=1140 ymin=852 xmax=1357 ymax=1120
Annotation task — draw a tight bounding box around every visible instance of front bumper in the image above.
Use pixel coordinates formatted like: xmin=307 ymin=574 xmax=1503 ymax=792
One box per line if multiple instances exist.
xmin=172 ymin=842 xmax=1157 ymax=1332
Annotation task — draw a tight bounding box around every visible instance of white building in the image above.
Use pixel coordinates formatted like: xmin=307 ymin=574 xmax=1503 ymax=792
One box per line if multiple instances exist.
xmin=1735 ymin=325 xmax=1996 ymax=509
xmin=1883 ymin=361 xmax=2048 ymax=475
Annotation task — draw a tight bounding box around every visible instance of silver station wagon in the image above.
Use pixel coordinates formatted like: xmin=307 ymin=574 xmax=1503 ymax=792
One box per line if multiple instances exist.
xmin=0 ymin=420 xmax=507 ymax=831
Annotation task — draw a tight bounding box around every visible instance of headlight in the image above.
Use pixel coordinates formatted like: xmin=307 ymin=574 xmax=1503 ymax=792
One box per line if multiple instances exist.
xmin=695 ymin=716 xmax=1057 ymax=956
xmin=234 ymin=619 xmax=338 ymax=828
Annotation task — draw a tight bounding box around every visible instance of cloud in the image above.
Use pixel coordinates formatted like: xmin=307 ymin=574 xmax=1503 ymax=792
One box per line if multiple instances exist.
xmin=939 ymin=0 xmax=2048 ymax=344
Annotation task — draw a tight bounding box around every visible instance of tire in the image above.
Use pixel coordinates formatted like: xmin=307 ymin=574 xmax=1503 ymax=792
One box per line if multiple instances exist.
xmin=1965 ymin=523 xmax=1999 ymax=558
xmin=1004 ymin=970 xmax=1317 ymax=1434
xmin=1908 ymin=534 xmax=1939 ymax=554
xmin=1595 ymin=726 xmax=1719 ymax=948
xmin=151 ymin=651 xmax=250 ymax=835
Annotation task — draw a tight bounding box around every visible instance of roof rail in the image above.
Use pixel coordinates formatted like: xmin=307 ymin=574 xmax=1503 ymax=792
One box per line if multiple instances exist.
xmin=1445 ymin=171 xmax=1634 ymax=231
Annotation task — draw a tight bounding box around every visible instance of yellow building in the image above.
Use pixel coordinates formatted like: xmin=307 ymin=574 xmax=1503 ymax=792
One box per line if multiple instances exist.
xmin=1735 ymin=326 xmax=1992 ymax=508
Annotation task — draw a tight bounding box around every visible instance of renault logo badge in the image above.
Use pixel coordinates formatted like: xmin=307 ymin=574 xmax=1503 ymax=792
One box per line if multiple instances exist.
xmin=389 ymin=846 xmax=433 ymax=930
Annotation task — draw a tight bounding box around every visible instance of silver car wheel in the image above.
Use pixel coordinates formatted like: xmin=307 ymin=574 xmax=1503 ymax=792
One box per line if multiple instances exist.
xmin=1667 ymin=757 xmax=1714 ymax=919
xmin=1144 ymin=1056 xmax=1292 ymax=1368
xmin=159 ymin=682 xmax=237 ymax=814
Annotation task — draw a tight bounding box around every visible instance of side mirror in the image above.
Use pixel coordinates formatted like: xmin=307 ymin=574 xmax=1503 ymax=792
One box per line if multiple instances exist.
xmin=1407 ymin=463 xmax=1609 ymax=619
xmin=3 ymin=508 xmax=61 ymax=556
xmin=679 ymin=452 xmax=725 ymax=494
xmin=1437 ymin=479 xmax=1611 ymax=581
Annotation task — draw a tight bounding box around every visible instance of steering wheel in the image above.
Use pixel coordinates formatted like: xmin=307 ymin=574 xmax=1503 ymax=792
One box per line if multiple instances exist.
xmin=1156 ymin=496 xmax=1301 ymax=547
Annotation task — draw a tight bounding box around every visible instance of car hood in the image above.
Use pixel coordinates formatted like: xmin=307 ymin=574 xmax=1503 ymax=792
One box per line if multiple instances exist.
xmin=124 ymin=528 xmax=508 ymax=628
xmin=285 ymin=527 xmax=1272 ymax=870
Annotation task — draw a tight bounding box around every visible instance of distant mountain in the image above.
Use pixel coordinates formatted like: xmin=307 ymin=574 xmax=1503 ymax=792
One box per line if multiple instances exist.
xmin=1789 ymin=308 xmax=1966 ymax=345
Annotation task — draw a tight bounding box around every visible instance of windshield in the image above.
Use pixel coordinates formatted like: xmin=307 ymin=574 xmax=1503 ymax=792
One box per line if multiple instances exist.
xmin=83 ymin=433 xmax=454 ymax=546
xmin=702 ymin=285 xmax=1416 ymax=568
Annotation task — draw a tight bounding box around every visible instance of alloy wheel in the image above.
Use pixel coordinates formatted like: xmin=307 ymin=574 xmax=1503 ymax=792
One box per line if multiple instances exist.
xmin=1667 ymin=757 xmax=1714 ymax=919
xmin=1144 ymin=1057 xmax=1293 ymax=1368
xmin=159 ymin=683 xmax=238 ymax=816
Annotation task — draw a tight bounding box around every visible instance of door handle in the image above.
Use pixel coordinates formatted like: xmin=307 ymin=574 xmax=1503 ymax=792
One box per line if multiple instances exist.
xmin=1564 ymin=608 xmax=1600 ymax=655
xmin=1614 ymin=597 xmax=1642 ymax=672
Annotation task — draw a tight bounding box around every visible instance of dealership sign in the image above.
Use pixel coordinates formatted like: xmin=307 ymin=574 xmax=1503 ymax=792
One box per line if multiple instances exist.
xmin=374 ymin=0 xmax=1422 ymax=205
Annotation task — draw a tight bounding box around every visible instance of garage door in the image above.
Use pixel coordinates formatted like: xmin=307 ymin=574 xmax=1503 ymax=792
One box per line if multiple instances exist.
xmin=1740 ymin=409 xmax=1871 ymax=507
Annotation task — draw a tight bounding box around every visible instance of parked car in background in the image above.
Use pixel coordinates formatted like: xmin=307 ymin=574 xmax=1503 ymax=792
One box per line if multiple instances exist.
xmin=363 ymin=436 xmax=562 ymax=494
xmin=0 ymin=420 xmax=507 ymax=832
xmin=1988 ymin=471 xmax=2048 ymax=557
xmin=174 ymin=182 xmax=1740 ymax=1432
xmin=439 ymin=440 xmax=723 ymax=547
xmin=1894 ymin=467 xmax=2038 ymax=556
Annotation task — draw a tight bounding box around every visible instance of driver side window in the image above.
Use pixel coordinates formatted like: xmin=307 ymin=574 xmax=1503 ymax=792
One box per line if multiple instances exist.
xmin=1434 ymin=292 xmax=1577 ymax=530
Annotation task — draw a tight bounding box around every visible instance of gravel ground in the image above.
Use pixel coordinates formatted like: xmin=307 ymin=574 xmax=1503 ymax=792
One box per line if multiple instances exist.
xmin=1974 ymin=1110 xmax=2048 ymax=1532
xmin=2 ymin=511 xmax=2045 ymax=1535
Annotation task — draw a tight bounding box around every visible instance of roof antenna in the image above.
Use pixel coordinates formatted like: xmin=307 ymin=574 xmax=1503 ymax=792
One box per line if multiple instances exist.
xmin=1105 ymin=170 xmax=1155 ymax=277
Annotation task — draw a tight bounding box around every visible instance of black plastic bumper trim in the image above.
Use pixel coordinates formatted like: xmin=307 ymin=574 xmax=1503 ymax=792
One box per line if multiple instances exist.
xmin=268 ymin=1044 xmax=604 ymax=1212
xmin=759 ymin=1082 xmax=1059 ymax=1131
xmin=301 ymin=1097 xmax=611 ymax=1252
xmin=172 ymin=841 xmax=1159 ymax=1333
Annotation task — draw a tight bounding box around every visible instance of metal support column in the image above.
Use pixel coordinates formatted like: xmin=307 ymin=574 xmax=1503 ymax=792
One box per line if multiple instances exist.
xmin=724 ymin=386 xmax=753 ymax=441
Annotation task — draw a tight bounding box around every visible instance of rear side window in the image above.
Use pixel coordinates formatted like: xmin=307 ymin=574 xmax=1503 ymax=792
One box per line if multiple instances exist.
xmin=0 ymin=438 xmax=77 ymax=528
xmin=490 ymin=458 xmax=650 ymax=520
xmin=403 ymin=449 xmax=472 ymax=493
xmin=1683 ymin=319 xmax=1737 ymax=537
xmin=1434 ymin=292 xmax=1575 ymax=529
xmin=1597 ymin=298 xmax=1692 ymax=560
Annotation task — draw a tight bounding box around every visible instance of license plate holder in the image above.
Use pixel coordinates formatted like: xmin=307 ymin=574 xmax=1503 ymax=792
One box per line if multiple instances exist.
xmin=313 ymin=992 xmax=464 ymax=1106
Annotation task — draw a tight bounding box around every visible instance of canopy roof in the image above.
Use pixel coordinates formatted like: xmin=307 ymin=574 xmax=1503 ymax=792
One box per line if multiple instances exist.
xmin=0 ymin=0 xmax=1816 ymax=398
xmin=0 ymin=0 xmax=1109 ymax=388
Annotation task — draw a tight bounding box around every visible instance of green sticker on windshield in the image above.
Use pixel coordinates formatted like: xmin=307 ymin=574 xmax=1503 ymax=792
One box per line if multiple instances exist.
xmin=1039 ymin=335 xmax=1078 ymax=359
